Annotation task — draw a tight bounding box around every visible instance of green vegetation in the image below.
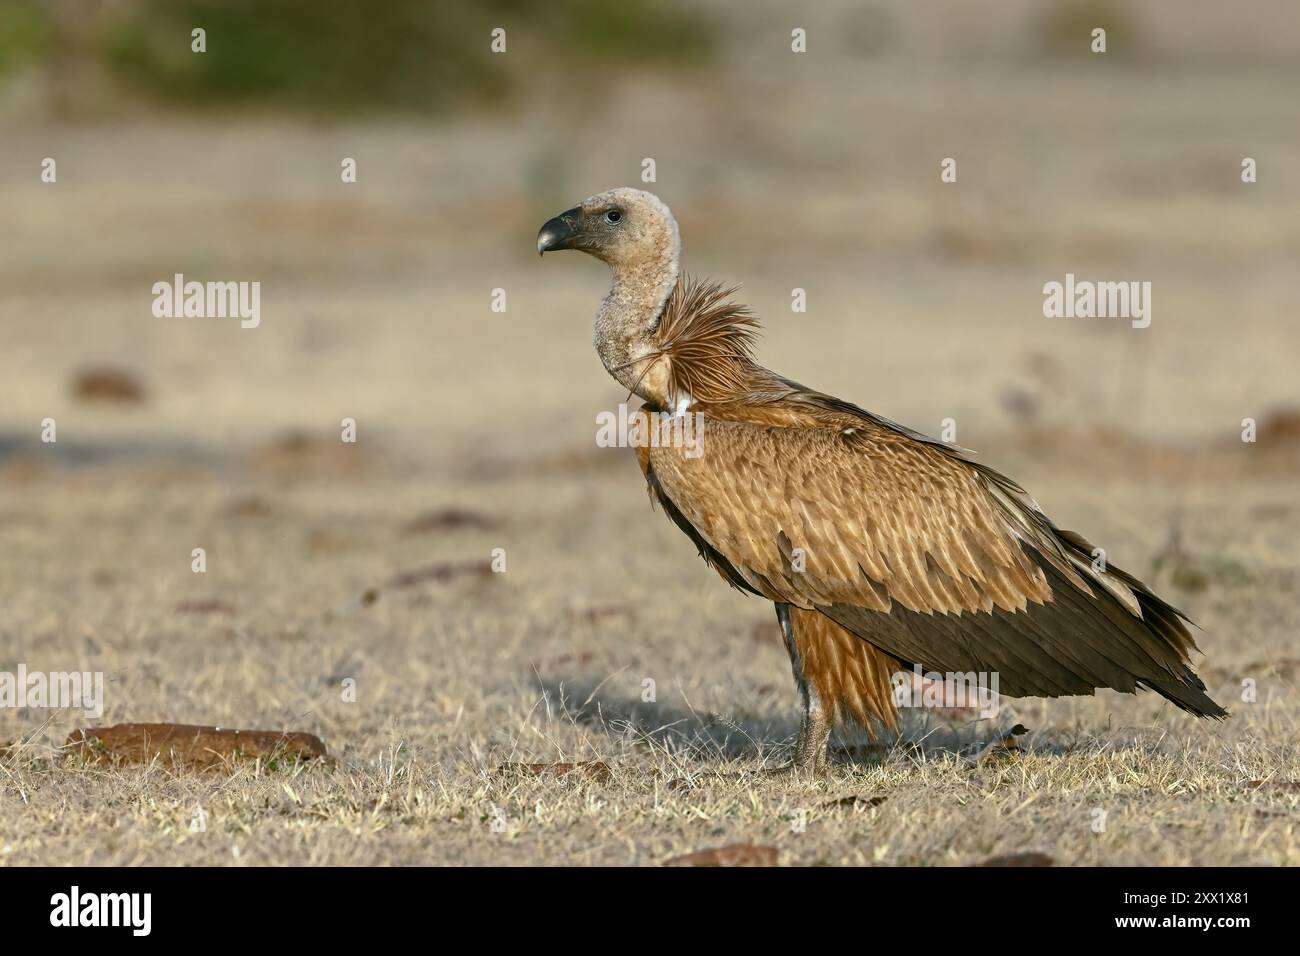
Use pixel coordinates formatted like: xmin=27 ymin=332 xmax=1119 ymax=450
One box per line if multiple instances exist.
xmin=1036 ymin=0 xmax=1140 ymax=57
xmin=561 ymin=0 xmax=714 ymax=63
xmin=0 ymin=1 xmax=54 ymax=81
xmin=92 ymin=0 xmax=714 ymax=114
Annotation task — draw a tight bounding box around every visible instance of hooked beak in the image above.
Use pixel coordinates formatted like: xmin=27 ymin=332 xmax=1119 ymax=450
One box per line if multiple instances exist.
xmin=537 ymin=207 xmax=581 ymax=256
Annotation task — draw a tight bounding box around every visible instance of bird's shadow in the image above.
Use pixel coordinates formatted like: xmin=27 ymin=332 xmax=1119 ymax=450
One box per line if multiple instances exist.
xmin=535 ymin=676 xmax=798 ymax=765
xmin=534 ymin=677 xmax=1005 ymax=770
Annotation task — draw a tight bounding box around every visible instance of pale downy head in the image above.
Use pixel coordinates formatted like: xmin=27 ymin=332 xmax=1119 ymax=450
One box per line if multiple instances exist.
xmin=538 ymin=188 xmax=685 ymax=403
xmin=536 ymin=187 xmax=680 ymax=270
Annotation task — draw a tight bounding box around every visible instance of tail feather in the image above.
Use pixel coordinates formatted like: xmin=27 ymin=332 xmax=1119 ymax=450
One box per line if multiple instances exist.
xmin=1130 ymin=589 xmax=1228 ymax=719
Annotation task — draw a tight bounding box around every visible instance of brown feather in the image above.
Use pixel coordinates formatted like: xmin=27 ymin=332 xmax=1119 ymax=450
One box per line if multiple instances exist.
xmin=622 ymin=269 xmax=1224 ymax=726
xmin=789 ymin=607 xmax=900 ymax=735
xmin=650 ymin=276 xmax=763 ymax=407
xmin=633 ymin=329 xmax=1225 ymax=722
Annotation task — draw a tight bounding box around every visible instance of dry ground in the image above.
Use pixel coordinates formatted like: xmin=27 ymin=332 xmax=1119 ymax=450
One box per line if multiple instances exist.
xmin=2 ymin=0 xmax=1299 ymax=865
xmin=1 ymin=454 xmax=1298 ymax=866
xmin=1 ymin=419 xmax=1297 ymax=870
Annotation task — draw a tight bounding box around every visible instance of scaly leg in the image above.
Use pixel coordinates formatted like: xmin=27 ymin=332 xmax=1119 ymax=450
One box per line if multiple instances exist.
xmin=776 ymin=603 xmax=832 ymax=773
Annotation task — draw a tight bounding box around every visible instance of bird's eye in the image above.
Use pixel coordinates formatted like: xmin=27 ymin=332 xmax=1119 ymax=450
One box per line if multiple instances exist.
xmin=605 ymin=209 xmax=623 ymax=224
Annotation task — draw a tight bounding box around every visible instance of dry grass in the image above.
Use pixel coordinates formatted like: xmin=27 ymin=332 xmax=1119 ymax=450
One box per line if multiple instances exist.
xmin=0 ymin=460 xmax=1296 ymax=866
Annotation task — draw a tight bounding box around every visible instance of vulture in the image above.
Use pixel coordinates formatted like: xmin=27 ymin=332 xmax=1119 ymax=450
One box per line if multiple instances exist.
xmin=537 ymin=187 xmax=1225 ymax=773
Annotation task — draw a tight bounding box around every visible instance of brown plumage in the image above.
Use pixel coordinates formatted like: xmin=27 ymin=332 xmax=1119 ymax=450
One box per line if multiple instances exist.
xmin=539 ymin=187 xmax=1225 ymax=773
xmin=787 ymin=607 xmax=900 ymax=737
xmin=647 ymin=277 xmax=761 ymax=406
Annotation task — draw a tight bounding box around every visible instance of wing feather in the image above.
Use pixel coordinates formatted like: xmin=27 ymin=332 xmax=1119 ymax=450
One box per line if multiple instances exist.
xmin=638 ymin=399 xmax=1225 ymax=718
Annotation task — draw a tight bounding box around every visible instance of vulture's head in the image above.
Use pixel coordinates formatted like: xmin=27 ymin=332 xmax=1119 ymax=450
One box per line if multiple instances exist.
xmin=537 ymin=187 xmax=680 ymax=270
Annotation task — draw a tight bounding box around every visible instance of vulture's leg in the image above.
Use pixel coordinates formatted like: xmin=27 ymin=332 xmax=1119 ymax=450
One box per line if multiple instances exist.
xmin=776 ymin=603 xmax=831 ymax=773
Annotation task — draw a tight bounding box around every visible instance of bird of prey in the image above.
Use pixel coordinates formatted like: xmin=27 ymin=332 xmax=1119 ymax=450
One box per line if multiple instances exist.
xmin=537 ymin=187 xmax=1225 ymax=773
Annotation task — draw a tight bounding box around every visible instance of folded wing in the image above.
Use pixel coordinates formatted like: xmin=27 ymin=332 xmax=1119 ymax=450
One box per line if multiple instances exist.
xmin=639 ymin=395 xmax=1225 ymax=718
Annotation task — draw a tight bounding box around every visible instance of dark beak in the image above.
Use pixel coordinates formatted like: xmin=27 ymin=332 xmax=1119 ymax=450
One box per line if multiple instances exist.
xmin=537 ymin=207 xmax=581 ymax=256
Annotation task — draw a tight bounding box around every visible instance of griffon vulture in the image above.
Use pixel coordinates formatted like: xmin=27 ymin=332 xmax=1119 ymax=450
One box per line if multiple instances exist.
xmin=537 ymin=187 xmax=1225 ymax=773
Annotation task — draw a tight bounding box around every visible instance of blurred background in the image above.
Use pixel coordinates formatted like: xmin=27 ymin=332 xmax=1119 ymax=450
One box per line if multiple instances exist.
xmin=1 ymin=0 xmax=1298 ymax=828
xmin=4 ymin=0 xmax=1299 ymax=467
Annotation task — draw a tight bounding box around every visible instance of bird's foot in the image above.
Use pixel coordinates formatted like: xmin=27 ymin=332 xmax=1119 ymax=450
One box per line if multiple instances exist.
xmin=758 ymin=759 xmax=826 ymax=780
xmin=667 ymin=753 xmax=825 ymax=790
